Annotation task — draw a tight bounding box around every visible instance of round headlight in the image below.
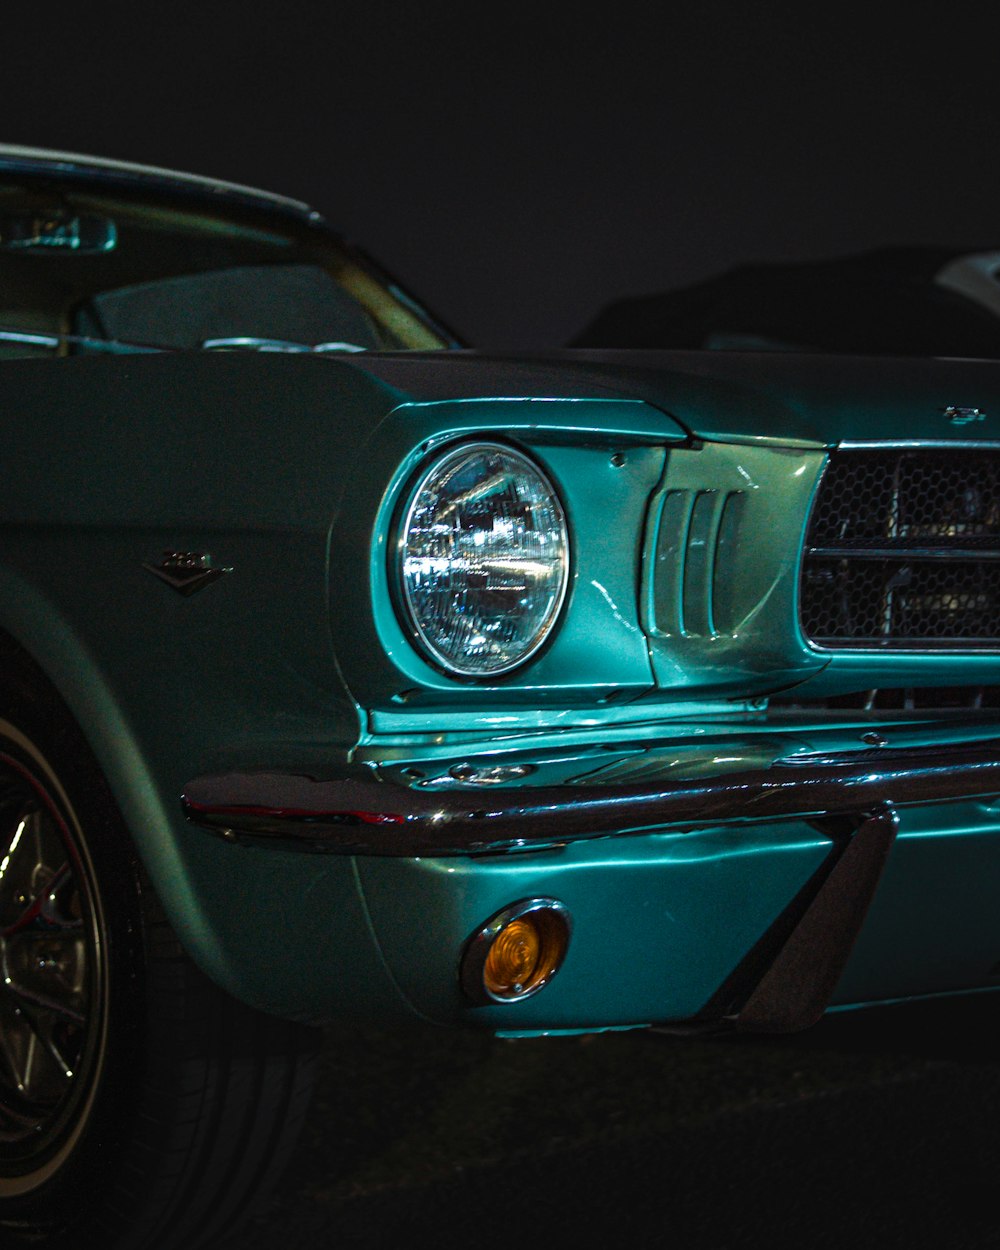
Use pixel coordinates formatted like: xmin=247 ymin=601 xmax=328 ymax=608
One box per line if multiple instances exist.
xmin=398 ymin=442 xmax=569 ymax=677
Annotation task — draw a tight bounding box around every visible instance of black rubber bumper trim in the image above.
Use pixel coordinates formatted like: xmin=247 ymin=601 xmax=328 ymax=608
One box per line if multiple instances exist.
xmin=648 ymin=803 xmax=901 ymax=1035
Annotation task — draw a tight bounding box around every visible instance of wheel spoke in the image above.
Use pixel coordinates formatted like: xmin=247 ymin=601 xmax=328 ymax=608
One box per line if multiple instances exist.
xmin=3 ymin=976 xmax=86 ymax=1027
xmin=0 ymin=802 xmax=68 ymax=931
xmin=0 ymin=916 xmax=88 ymax=1094
xmin=2 ymin=861 xmax=75 ymax=939
xmin=0 ymin=988 xmax=67 ymax=1109
xmin=0 ymin=982 xmax=79 ymax=1101
xmin=0 ymin=750 xmax=97 ymax=1135
xmin=0 ymin=795 xmax=32 ymax=856
xmin=0 ymin=1096 xmax=45 ymax=1144
xmin=0 ymin=992 xmax=29 ymax=1090
xmin=0 ymin=800 xmax=38 ymax=906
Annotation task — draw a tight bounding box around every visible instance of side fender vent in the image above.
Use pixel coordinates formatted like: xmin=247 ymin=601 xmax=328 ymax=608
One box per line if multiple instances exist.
xmin=648 ymin=488 xmax=742 ymax=637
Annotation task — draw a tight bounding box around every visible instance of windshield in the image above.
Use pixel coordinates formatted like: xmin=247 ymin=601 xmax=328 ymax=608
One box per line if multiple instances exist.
xmin=0 ymin=183 xmax=451 ymax=359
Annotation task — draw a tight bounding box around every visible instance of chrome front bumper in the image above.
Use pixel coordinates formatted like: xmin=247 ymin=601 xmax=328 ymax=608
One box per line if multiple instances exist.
xmin=182 ymin=737 xmax=1000 ymax=856
xmin=181 ymin=735 xmax=1000 ymax=1034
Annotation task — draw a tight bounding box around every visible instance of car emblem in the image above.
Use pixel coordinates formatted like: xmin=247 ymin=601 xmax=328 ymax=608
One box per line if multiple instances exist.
xmin=942 ymin=406 xmax=985 ymax=426
xmin=143 ymin=551 xmax=233 ymax=596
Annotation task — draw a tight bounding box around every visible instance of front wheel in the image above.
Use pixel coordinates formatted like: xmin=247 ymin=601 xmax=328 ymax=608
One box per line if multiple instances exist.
xmin=0 ymin=645 xmax=321 ymax=1249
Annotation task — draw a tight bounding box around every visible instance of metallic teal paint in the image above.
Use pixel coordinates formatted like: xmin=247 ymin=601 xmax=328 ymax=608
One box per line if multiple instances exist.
xmin=834 ymin=800 xmax=1000 ymax=1005
xmin=351 ymin=793 xmax=1000 ymax=1029
xmin=535 ymin=349 xmax=1000 ymax=448
xmin=642 ymin=440 xmax=828 ymax=696
xmin=4 ymin=345 xmax=1000 ymax=1029
xmin=332 ymin=399 xmax=674 ymax=714
xmin=0 ymin=354 xmax=396 ymax=1011
xmin=356 ymin=820 xmax=832 ymax=1028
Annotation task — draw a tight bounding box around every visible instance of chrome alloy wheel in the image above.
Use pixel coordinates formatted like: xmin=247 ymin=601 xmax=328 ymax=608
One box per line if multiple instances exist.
xmin=0 ymin=724 xmax=107 ymax=1196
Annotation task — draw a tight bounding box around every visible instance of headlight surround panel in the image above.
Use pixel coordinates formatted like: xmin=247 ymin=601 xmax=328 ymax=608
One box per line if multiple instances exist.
xmin=394 ymin=441 xmax=570 ymax=678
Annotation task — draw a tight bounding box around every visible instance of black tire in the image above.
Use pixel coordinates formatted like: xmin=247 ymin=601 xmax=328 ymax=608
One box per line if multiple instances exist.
xmin=0 ymin=640 xmax=322 ymax=1249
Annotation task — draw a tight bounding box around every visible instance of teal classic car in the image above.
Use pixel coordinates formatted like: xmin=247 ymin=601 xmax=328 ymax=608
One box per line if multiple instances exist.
xmin=2 ymin=146 xmax=1000 ymax=1248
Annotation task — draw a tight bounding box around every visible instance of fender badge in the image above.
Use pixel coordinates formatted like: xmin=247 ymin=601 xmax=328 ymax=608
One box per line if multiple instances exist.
xmin=943 ymin=406 xmax=985 ymax=426
xmin=143 ymin=551 xmax=233 ymax=596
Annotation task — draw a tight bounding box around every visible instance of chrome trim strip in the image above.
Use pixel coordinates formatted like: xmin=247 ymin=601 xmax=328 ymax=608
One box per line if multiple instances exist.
xmin=804 ymin=642 xmax=1000 ymax=656
xmin=182 ymin=736 xmax=1000 ymax=856
xmin=838 ymin=441 xmax=1000 ymax=451
xmin=807 ymin=546 xmax=1000 ymax=562
xmin=0 ymin=144 xmax=317 ymax=219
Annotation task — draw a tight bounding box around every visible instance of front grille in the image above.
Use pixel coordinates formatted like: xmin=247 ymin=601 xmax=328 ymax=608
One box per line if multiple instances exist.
xmin=801 ymin=449 xmax=1000 ymax=648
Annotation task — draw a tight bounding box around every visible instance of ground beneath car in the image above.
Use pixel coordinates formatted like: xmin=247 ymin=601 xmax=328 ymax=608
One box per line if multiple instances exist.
xmin=242 ymin=996 xmax=1000 ymax=1249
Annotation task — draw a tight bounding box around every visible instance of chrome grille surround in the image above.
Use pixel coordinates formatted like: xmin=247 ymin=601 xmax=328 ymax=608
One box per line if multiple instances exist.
xmin=801 ymin=447 xmax=1000 ymax=649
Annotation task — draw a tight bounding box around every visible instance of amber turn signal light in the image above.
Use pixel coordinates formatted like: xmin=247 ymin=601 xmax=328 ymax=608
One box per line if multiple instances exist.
xmin=461 ymin=899 xmax=571 ymax=1004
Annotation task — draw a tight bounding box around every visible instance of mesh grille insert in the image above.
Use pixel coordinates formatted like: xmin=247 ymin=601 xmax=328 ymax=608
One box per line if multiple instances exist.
xmin=801 ymin=449 xmax=1000 ymax=648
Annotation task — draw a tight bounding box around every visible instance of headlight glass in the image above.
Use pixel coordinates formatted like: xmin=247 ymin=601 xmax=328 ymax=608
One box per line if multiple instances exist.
xmin=398 ymin=442 xmax=569 ymax=677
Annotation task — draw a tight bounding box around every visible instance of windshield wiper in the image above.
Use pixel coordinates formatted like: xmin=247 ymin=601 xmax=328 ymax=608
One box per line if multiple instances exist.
xmin=0 ymin=327 xmax=165 ymax=354
xmin=200 ymin=337 xmax=367 ymax=353
xmin=0 ymin=327 xmax=371 ymax=356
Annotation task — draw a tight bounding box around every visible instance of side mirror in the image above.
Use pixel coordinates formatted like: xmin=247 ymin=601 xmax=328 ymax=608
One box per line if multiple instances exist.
xmin=0 ymin=211 xmax=117 ymax=253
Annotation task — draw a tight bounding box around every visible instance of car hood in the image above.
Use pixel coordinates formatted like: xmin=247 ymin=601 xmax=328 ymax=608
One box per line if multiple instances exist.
xmin=353 ymin=348 xmax=1000 ymax=446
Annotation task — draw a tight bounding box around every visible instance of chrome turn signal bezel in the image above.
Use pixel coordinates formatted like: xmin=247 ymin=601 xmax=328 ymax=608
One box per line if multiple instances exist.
xmin=460 ymin=897 xmax=572 ymax=1005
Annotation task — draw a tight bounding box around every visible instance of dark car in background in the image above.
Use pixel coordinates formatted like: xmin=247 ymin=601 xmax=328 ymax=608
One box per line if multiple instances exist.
xmin=571 ymin=245 xmax=1000 ymax=357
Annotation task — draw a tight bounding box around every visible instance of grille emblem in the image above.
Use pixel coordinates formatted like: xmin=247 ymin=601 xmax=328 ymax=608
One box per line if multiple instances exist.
xmin=143 ymin=551 xmax=233 ymax=596
xmin=943 ymin=406 xmax=985 ymax=426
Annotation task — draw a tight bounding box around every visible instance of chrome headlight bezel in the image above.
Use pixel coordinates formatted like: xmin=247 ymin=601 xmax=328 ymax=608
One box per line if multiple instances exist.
xmin=392 ymin=440 xmax=571 ymax=680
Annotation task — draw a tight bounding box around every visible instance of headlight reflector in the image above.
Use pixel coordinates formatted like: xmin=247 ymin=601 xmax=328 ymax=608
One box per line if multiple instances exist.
xmin=398 ymin=442 xmax=569 ymax=677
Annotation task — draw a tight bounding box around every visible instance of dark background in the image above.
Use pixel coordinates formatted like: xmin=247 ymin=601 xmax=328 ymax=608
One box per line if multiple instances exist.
xmin=3 ymin=6 xmax=1000 ymax=348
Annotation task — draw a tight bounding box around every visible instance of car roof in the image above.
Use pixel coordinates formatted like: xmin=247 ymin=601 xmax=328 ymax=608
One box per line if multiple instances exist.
xmin=0 ymin=144 xmax=322 ymax=224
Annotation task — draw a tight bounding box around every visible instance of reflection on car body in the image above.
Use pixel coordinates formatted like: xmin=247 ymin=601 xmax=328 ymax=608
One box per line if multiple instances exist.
xmin=2 ymin=146 xmax=1000 ymax=1248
